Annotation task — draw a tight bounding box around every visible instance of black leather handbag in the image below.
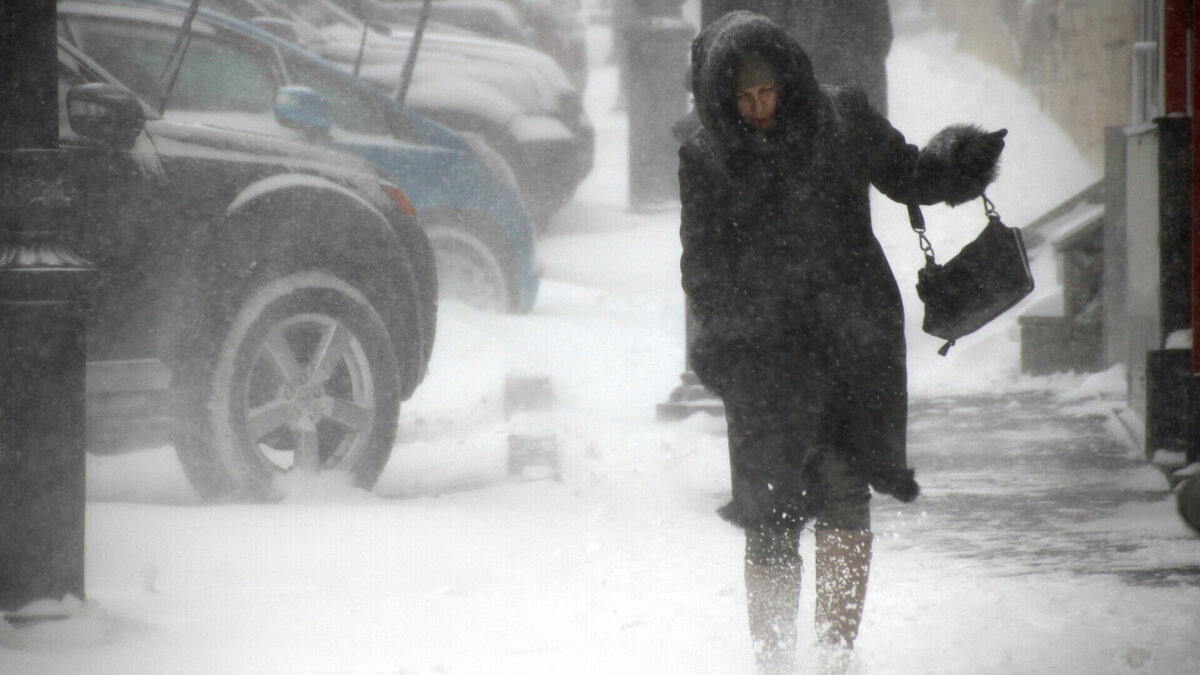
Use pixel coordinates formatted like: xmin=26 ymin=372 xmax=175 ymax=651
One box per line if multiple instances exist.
xmin=909 ymin=196 xmax=1034 ymax=355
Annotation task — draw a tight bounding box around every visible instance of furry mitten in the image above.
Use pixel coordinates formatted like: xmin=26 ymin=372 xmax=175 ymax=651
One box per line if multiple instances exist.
xmin=869 ymin=468 xmax=920 ymax=503
xmin=916 ymin=125 xmax=1007 ymax=206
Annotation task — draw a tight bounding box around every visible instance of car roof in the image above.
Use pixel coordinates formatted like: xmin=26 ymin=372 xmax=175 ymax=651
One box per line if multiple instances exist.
xmin=59 ymin=0 xmax=221 ymax=35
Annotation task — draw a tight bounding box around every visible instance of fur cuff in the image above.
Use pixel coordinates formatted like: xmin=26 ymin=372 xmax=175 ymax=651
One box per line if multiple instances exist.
xmin=870 ymin=469 xmax=920 ymax=503
xmin=917 ymin=124 xmax=1006 ymax=206
xmin=717 ymin=496 xmax=804 ymax=530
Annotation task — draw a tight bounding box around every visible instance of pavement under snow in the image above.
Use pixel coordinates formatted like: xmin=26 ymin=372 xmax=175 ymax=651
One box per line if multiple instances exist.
xmin=3 ymin=11 xmax=1199 ymax=675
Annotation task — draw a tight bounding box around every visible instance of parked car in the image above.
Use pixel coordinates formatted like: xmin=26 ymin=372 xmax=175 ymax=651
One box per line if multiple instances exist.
xmin=202 ymin=0 xmax=594 ymax=226
xmin=60 ymin=0 xmax=540 ymax=313
xmin=46 ymin=34 xmax=437 ymax=500
xmin=348 ymin=0 xmax=588 ymax=90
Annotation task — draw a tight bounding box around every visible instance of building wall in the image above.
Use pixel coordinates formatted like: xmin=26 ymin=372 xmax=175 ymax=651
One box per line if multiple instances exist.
xmin=1124 ymin=125 xmax=1163 ymax=416
xmin=923 ymin=0 xmax=1137 ymax=163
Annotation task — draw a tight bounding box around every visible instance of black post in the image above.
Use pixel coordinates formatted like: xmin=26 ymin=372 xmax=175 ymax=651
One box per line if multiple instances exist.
xmin=1157 ymin=116 xmax=1193 ymax=339
xmin=0 ymin=0 xmax=57 ymax=148
xmin=0 ymin=0 xmax=95 ymax=614
xmin=624 ymin=0 xmax=692 ymax=210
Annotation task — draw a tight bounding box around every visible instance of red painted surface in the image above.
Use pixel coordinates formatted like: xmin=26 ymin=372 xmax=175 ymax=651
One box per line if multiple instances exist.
xmin=1185 ymin=3 xmax=1200 ymax=372
xmin=1164 ymin=0 xmax=1189 ymax=115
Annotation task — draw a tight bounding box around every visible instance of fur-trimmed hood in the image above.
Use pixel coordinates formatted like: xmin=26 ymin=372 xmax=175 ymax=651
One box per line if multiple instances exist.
xmin=690 ymin=11 xmax=822 ymax=156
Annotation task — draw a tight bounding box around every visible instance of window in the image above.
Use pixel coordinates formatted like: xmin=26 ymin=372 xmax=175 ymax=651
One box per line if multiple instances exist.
xmin=65 ymin=16 xmax=280 ymax=115
xmin=170 ymin=37 xmax=280 ymax=113
xmin=282 ymin=53 xmax=408 ymax=143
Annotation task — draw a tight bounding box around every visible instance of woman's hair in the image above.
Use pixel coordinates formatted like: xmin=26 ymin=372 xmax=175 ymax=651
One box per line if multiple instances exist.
xmin=734 ymin=52 xmax=777 ymax=91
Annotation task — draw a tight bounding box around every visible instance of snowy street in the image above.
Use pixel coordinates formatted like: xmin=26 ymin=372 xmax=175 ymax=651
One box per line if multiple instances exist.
xmin=4 ymin=8 xmax=1200 ymax=675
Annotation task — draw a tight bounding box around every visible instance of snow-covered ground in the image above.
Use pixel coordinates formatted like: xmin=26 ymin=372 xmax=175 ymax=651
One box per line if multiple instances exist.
xmin=4 ymin=11 xmax=1200 ymax=675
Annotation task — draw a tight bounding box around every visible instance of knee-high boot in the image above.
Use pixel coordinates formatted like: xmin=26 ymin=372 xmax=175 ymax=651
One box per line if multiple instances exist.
xmin=745 ymin=557 xmax=802 ymax=674
xmin=815 ymin=528 xmax=872 ymax=669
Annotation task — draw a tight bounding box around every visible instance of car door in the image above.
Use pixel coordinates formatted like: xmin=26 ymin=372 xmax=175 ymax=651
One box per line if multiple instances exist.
xmin=55 ymin=43 xmax=173 ymax=361
xmin=275 ymin=50 xmax=452 ymax=199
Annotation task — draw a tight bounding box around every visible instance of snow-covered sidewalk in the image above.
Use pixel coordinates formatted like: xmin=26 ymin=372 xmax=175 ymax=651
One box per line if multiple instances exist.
xmin=4 ymin=13 xmax=1200 ymax=675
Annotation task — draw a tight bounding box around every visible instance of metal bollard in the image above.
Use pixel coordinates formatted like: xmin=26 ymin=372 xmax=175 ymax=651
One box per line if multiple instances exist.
xmin=623 ymin=1 xmax=693 ymax=210
xmin=0 ymin=151 xmax=97 ymax=613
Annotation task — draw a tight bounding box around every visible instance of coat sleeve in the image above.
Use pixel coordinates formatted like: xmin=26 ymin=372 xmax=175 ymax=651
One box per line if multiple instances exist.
xmin=839 ymin=88 xmax=1003 ymax=206
xmin=678 ymin=140 xmax=733 ymax=323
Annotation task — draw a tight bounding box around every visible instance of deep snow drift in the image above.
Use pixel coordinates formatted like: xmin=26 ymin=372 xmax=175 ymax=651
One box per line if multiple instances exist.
xmin=3 ymin=10 xmax=1199 ymax=675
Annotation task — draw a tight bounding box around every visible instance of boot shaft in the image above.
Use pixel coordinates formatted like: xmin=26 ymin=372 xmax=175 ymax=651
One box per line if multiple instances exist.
xmin=744 ymin=558 xmax=802 ymax=674
xmin=814 ymin=528 xmax=873 ymax=650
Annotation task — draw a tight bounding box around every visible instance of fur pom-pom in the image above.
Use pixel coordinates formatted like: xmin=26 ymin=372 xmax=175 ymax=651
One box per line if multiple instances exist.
xmin=917 ymin=124 xmax=1006 ymax=206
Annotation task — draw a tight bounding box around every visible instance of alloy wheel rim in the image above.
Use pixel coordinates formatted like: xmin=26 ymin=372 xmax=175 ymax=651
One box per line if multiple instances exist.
xmin=241 ymin=312 xmax=376 ymax=474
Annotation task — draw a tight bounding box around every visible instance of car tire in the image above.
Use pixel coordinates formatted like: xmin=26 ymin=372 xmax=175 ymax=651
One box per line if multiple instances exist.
xmin=174 ymin=270 xmax=401 ymax=500
xmin=426 ymin=224 xmax=512 ymax=312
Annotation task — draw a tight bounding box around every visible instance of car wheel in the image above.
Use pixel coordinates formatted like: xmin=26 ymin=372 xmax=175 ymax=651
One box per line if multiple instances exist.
xmin=175 ymin=271 xmax=401 ymax=500
xmin=426 ymin=225 xmax=511 ymax=312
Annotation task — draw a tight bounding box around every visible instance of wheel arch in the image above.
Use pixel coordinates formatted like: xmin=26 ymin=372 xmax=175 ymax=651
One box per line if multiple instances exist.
xmin=422 ymin=206 xmax=535 ymax=313
xmin=193 ymin=174 xmax=432 ymax=399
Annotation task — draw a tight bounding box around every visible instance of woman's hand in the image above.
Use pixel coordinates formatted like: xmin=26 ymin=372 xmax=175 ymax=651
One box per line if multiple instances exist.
xmin=957 ymin=128 xmax=1007 ymax=178
xmin=915 ymin=125 xmax=1008 ymax=206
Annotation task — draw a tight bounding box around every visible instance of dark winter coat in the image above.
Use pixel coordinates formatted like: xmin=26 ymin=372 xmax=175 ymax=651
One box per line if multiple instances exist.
xmin=678 ymin=12 xmax=1003 ymax=527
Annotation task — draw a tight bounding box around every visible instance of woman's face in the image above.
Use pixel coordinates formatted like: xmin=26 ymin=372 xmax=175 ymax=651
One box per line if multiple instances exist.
xmin=736 ymin=83 xmax=778 ymax=130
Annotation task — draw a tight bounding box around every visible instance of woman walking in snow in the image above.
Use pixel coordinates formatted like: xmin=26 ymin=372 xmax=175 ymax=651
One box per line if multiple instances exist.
xmin=677 ymin=11 xmax=1005 ymax=673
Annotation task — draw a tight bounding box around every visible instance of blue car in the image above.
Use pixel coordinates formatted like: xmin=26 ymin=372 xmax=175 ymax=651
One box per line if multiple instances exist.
xmin=59 ymin=0 xmax=539 ymax=312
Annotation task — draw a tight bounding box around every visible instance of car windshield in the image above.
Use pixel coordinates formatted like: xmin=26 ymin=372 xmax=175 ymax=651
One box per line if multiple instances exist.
xmin=64 ymin=13 xmax=278 ymax=117
xmin=73 ymin=8 xmax=406 ymax=147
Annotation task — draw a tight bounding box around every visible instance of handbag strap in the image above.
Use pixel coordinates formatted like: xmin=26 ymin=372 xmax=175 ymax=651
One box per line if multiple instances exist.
xmin=907 ymin=204 xmax=936 ymax=265
xmin=908 ymin=194 xmax=1000 ymax=265
xmin=982 ymin=193 xmax=1001 ymax=223
xmin=909 ymin=194 xmax=1000 ymax=358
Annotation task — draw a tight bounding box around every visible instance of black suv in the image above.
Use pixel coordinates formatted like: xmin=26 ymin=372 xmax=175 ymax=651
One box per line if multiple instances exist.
xmin=39 ymin=37 xmax=436 ymax=499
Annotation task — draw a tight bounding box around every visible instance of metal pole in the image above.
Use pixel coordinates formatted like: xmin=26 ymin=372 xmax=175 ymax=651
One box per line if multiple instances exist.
xmin=625 ymin=0 xmax=691 ymax=209
xmin=0 ymin=218 xmax=94 ymax=611
xmin=0 ymin=0 xmax=96 ymax=613
xmin=0 ymin=0 xmax=56 ymax=148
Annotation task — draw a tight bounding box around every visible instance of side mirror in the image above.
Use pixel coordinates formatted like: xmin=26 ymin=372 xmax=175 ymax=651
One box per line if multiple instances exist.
xmin=66 ymin=83 xmax=145 ymax=147
xmin=274 ymin=86 xmax=332 ymax=136
xmin=251 ymin=17 xmax=300 ymax=44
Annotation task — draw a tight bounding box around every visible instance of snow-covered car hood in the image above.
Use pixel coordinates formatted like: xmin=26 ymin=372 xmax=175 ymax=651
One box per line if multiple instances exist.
xmin=315 ymin=22 xmax=575 ymax=116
